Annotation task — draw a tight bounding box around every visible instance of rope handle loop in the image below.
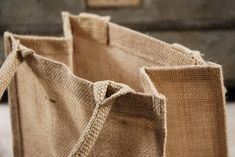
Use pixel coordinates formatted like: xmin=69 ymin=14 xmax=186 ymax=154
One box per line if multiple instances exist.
xmin=68 ymin=81 xmax=133 ymax=157
xmin=0 ymin=34 xmax=33 ymax=99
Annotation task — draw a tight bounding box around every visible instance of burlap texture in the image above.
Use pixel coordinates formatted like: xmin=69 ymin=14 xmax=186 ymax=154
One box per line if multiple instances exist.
xmin=1 ymin=12 xmax=228 ymax=157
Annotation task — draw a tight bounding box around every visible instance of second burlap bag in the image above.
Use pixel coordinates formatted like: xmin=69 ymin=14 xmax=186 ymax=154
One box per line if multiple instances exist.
xmin=1 ymin=12 xmax=228 ymax=157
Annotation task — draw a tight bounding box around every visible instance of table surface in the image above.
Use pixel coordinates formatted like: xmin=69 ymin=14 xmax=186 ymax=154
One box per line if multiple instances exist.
xmin=0 ymin=104 xmax=234 ymax=157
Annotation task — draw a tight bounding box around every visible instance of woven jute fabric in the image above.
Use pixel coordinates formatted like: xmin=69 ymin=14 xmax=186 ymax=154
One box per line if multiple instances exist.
xmin=1 ymin=12 xmax=228 ymax=157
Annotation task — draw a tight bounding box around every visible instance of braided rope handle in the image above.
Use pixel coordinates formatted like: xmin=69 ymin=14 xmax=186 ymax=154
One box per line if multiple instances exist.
xmin=68 ymin=82 xmax=112 ymax=157
xmin=0 ymin=50 xmax=21 ymax=98
xmin=0 ymin=37 xmax=33 ymax=99
xmin=68 ymin=81 xmax=132 ymax=157
xmin=68 ymin=99 xmax=113 ymax=157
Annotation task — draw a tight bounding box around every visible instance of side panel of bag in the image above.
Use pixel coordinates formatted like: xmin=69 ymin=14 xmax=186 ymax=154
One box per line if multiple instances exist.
xmin=140 ymin=65 xmax=228 ymax=157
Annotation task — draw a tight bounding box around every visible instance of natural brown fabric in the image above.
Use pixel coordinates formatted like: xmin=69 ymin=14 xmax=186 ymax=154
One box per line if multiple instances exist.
xmin=141 ymin=65 xmax=228 ymax=157
xmin=1 ymin=12 xmax=228 ymax=157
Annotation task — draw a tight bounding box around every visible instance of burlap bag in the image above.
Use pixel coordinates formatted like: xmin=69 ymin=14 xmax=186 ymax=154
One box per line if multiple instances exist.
xmin=0 ymin=12 xmax=228 ymax=157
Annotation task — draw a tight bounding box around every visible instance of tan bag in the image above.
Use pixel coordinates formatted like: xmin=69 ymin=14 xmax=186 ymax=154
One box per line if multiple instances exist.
xmin=0 ymin=12 xmax=228 ymax=157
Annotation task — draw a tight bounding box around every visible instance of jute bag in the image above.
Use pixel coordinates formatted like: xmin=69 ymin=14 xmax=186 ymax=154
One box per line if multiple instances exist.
xmin=0 ymin=12 xmax=228 ymax=157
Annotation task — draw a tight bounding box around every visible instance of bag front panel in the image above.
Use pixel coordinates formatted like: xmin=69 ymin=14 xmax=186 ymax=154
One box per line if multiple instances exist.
xmin=4 ymin=34 xmax=74 ymax=157
xmin=15 ymin=57 xmax=95 ymax=157
xmin=10 ymin=52 xmax=162 ymax=157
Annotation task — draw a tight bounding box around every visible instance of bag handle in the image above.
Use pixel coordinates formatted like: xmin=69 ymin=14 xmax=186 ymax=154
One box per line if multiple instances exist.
xmin=68 ymin=81 xmax=112 ymax=157
xmin=68 ymin=81 xmax=132 ymax=157
xmin=0 ymin=37 xmax=33 ymax=99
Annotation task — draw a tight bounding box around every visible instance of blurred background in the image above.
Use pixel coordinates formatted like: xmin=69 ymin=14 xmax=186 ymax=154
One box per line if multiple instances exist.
xmin=0 ymin=0 xmax=234 ymax=156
